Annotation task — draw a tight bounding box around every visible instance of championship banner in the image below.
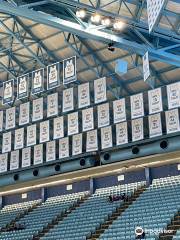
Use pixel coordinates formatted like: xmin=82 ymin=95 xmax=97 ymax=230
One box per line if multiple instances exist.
xmin=165 ymin=109 xmax=180 ymax=134
xmin=34 ymin=144 xmax=43 ymax=165
xmin=0 ymin=153 xmax=8 ymax=173
xmin=53 ymin=116 xmax=64 ymax=139
xmin=5 ymin=107 xmax=15 ymax=130
xmin=19 ymin=102 xmax=30 ymax=126
xmin=72 ymin=133 xmax=82 ymax=156
xmin=116 ymin=122 xmax=128 ymax=146
xmin=68 ymin=112 xmax=79 ymax=136
xmin=31 ymin=68 xmax=44 ymax=94
xmin=17 ymin=74 xmax=29 ymax=99
xmin=82 ymin=107 xmax=94 ymax=132
xmin=149 ymin=113 xmax=162 ymax=138
xmin=167 ymin=82 xmax=180 ymax=110
xmin=3 ymin=79 xmax=14 ymax=104
xmin=59 ymin=137 xmax=69 ymax=159
xmin=46 ymin=141 xmax=56 ymax=162
xmin=101 ymin=126 xmax=113 ymax=149
xmin=94 ymin=77 xmax=107 ymax=104
xmin=86 ymin=129 xmax=98 ymax=152
xmin=10 ymin=150 xmax=19 ymax=170
xmin=47 ymin=92 xmax=58 ymax=118
xmin=47 ymin=62 xmax=60 ymax=90
xmin=132 ymin=118 xmax=144 ymax=142
xmin=0 ymin=111 xmax=3 ymax=132
xmin=98 ymin=103 xmax=110 ymax=128
xmin=143 ymin=52 xmax=150 ymax=82
xmin=130 ymin=93 xmax=144 ymax=119
xmin=22 ymin=147 xmax=31 ymax=168
xmin=148 ymin=87 xmax=163 ymax=114
xmin=63 ymin=88 xmax=74 ymax=112
xmin=32 ymin=97 xmax=43 ymax=122
xmin=78 ymin=82 xmax=90 ymax=108
xmin=14 ymin=128 xmax=24 ymax=150
xmin=40 ymin=120 xmax=50 ymax=143
xmin=63 ymin=56 xmax=76 ymax=84
xmin=113 ymin=98 xmax=126 ymax=123
xmin=27 ymin=124 xmax=36 ymax=146
xmin=2 ymin=132 xmax=11 ymax=153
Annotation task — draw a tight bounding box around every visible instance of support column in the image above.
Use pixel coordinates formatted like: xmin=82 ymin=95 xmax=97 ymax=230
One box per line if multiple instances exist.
xmin=90 ymin=178 xmax=95 ymax=194
xmin=41 ymin=188 xmax=47 ymax=202
xmin=145 ymin=167 xmax=152 ymax=187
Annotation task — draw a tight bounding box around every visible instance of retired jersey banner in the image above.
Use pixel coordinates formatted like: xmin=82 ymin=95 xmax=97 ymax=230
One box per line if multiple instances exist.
xmin=101 ymin=126 xmax=113 ymax=149
xmin=17 ymin=74 xmax=29 ymax=99
xmin=40 ymin=120 xmax=49 ymax=143
xmin=31 ymin=68 xmax=44 ymax=94
xmin=148 ymin=87 xmax=163 ymax=114
xmin=5 ymin=107 xmax=15 ymax=130
xmin=94 ymin=77 xmax=107 ymax=104
xmin=63 ymin=88 xmax=74 ymax=112
xmin=2 ymin=132 xmax=11 ymax=153
xmin=82 ymin=107 xmax=94 ymax=132
xmin=78 ymin=82 xmax=90 ymax=108
xmin=10 ymin=150 xmax=19 ymax=170
xmin=27 ymin=124 xmax=36 ymax=146
xmin=59 ymin=137 xmax=69 ymax=159
xmin=22 ymin=147 xmax=31 ymax=168
xmin=47 ymin=92 xmax=58 ymax=118
xmin=132 ymin=118 xmax=144 ymax=142
xmin=68 ymin=112 xmax=79 ymax=136
xmin=98 ymin=103 xmax=110 ymax=128
xmin=113 ymin=98 xmax=126 ymax=123
xmin=167 ymin=82 xmax=180 ymax=110
xmin=0 ymin=111 xmax=3 ymax=132
xmin=63 ymin=56 xmax=76 ymax=84
xmin=53 ymin=116 xmax=64 ymax=139
xmin=0 ymin=153 xmax=8 ymax=173
xmin=149 ymin=113 xmax=162 ymax=138
xmin=14 ymin=128 xmax=24 ymax=150
xmin=46 ymin=141 xmax=56 ymax=162
xmin=86 ymin=129 xmax=98 ymax=152
xmin=3 ymin=79 xmax=14 ymax=104
xmin=34 ymin=144 xmax=43 ymax=165
xmin=32 ymin=97 xmax=43 ymax=122
xmin=130 ymin=93 xmax=144 ymax=119
xmin=72 ymin=133 xmax=82 ymax=156
xmin=165 ymin=109 xmax=180 ymax=134
xmin=47 ymin=62 xmax=60 ymax=90
xmin=19 ymin=102 xmax=30 ymax=126
xmin=116 ymin=122 xmax=128 ymax=146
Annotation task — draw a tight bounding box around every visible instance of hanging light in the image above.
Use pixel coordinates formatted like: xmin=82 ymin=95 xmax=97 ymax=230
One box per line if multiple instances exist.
xmin=113 ymin=20 xmax=125 ymax=30
xmin=76 ymin=9 xmax=87 ymax=19
xmin=101 ymin=17 xmax=112 ymax=27
xmin=90 ymin=13 xmax=101 ymax=24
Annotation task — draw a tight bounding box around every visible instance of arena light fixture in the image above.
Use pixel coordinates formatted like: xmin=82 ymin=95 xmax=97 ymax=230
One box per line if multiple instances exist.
xmin=113 ymin=20 xmax=125 ymax=30
xmin=76 ymin=9 xmax=87 ymax=19
xmin=101 ymin=17 xmax=111 ymax=27
xmin=90 ymin=13 xmax=101 ymax=24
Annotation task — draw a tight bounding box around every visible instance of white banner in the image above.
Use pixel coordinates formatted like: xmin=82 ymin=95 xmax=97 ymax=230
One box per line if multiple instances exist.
xmin=98 ymin=103 xmax=110 ymax=128
xmin=19 ymin=102 xmax=30 ymax=126
xmin=68 ymin=112 xmax=79 ymax=136
xmin=113 ymin=98 xmax=126 ymax=123
xmin=132 ymin=118 xmax=144 ymax=142
xmin=101 ymin=126 xmax=113 ymax=149
xmin=22 ymin=147 xmax=31 ymax=168
xmin=40 ymin=120 xmax=49 ymax=143
xmin=167 ymin=82 xmax=180 ymax=110
xmin=165 ymin=109 xmax=180 ymax=134
xmin=31 ymin=68 xmax=44 ymax=94
xmin=130 ymin=93 xmax=144 ymax=119
xmin=3 ymin=79 xmax=14 ymax=104
xmin=5 ymin=107 xmax=15 ymax=130
xmin=63 ymin=56 xmax=76 ymax=84
xmin=78 ymin=82 xmax=90 ymax=108
xmin=0 ymin=154 xmax=8 ymax=173
xmin=32 ymin=97 xmax=43 ymax=122
xmin=143 ymin=52 xmax=150 ymax=82
xmin=47 ymin=92 xmax=58 ymax=118
xmin=10 ymin=150 xmax=19 ymax=170
xmin=149 ymin=113 xmax=162 ymax=138
xmin=46 ymin=141 xmax=56 ymax=162
xmin=14 ymin=128 xmax=24 ymax=150
xmin=0 ymin=111 xmax=3 ymax=132
xmin=27 ymin=124 xmax=36 ymax=146
xmin=148 ymin=87 xmax=163 ymax=114
xmin=94 ymin=77 xmax=107 ymax=104
xmin=34 ymin=144 xmax=43 ymax=165
xmin=86 ymin=129 xmax=98 ymax=152
xmin=59 ymin=137 xmax=69 ymax=159
xmin=116 ymin=122 xmax=128 ymax=146
xmin=53 ymin=116 xmax=64 ymax=139
xmin=17 ymin=74 xmax=29 ymax=99
xmin=72 ymin=133 xmax=82 ymax=156
xmin=2 ymin=132 xmax=11 ymax=153
xmin=47 ymin=62 xmax=60 ymax=90
xmin=63 ymin=88 xmax=74 ymax=112
xmin=82 ymin=107 xmax=94 ymax=132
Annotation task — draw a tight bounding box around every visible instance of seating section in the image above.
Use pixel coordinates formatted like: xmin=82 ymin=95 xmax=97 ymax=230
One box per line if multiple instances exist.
xmin=99 ymin=175 xmax=180 ymax=240
xmin=173 ymin=230 xmax=180 ymax=239
xmin=41 ymin=181 xmax=145 ymax=240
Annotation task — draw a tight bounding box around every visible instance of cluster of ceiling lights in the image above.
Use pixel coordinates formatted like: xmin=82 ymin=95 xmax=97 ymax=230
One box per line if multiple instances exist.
xmin=76 ymin=9 xmax=125 ymax=31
